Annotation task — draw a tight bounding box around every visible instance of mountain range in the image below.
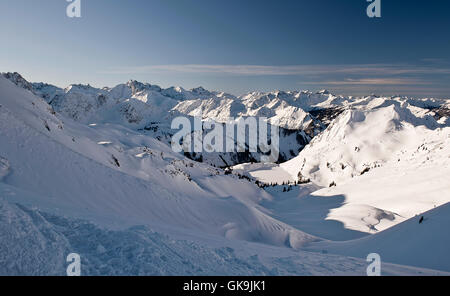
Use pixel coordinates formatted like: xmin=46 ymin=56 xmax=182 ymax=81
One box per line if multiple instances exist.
xmin=1 ymin=72 xmax=449 ymax=275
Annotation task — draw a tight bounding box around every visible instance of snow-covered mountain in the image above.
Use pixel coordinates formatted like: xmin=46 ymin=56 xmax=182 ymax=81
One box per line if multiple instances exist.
xmin=1 ymin=72 xmax=450 ymax=275
xmin=14 ymin=72 xmax=446 ymax=169
xmin=241 ymin=95 xmax=450 ymax=237
xmin=0 ymin=74 xmax=318 ymax=247
xmin=18 ymin=72 xmax=448 ymax=169
xmin=2 ymin=73 xmax=317 ymax=166
xmin=282 ymin=101 xmax=446 ymax=186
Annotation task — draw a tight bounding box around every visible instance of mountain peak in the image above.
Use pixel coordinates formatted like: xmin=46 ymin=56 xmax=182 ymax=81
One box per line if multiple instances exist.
xmin=126 ymin=80 xmax=162 ymax=94
xmin=191 ymin=86 xmax=209 ymax=95
xmin=317 ymin=89 xmax=331 ymax=95
xmin=1 ymin=72 xmax=34 ymax=92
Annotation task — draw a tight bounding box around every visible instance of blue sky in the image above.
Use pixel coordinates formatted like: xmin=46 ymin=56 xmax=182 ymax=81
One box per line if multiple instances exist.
xmin=1 ymin=0 xmax=449 ymax=97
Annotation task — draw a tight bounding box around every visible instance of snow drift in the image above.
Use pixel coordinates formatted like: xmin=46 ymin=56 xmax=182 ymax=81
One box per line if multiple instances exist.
xmin=307 ymin=202 xmax=450 ymax=272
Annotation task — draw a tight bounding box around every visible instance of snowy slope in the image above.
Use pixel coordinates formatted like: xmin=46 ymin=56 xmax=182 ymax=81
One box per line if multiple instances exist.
xmin=303 ymin=128 xmax=450 ymax=234
xmin=282 ymin=102 xmax=445 ymax=187
xmin=0 ymin=75 xmax=319 ymax=250
xmin=240 ymin=101 xmax=450 ymax=236
xmin=15 ymin=72 xmax=449 ymax=170
xmin=2 ymin=72 xmax=450 ymax=275
xmin=3 ymin=196 xmax=447 ymax=276
xmin=306 ymin=203 xmax=450 ymax=272
xmin=7 ymin=73 xmax=315 ymax=166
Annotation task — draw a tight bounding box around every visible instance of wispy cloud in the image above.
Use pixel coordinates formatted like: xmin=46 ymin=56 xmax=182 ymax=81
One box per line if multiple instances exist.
xmin=308 ymin=78 xmax=432 ymax=86
xmin=420 ymin=58 xmax=450 ymax=65
xmin=99 ymin=63 xmax=450 ymax=97
xmin=101 ymin=64 xmax=450 ymax=76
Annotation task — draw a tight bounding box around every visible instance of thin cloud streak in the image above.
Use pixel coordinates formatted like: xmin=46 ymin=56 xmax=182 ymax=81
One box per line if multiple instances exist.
xmin=99 ymin=63 xmax=450 ymax=98
xmin=101 ymin=64 xmax=450 ymax=76
xmin=307 ymin=78 xmax=432 ymax=86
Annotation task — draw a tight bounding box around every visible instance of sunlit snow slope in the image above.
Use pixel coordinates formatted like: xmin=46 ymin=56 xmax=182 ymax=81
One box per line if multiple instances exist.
xmin=1 ymin=73 xmax=450 ymax=275
xmin=243 ymin=99 xmax=450 ymax=235
xmin=307 ymin=203 xmax=450 ymax=272
xmin=0 ymin=76 xmax=316 ymax=249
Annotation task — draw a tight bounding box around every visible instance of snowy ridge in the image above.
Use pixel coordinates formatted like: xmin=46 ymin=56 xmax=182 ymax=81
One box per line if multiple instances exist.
xmin=2 ymin=73 xmax=316 ymax=166
xmin=4 ymin=72 xmax=448 ymax=167
xmin=1 ymin=72 xmax=450 ymax=275
xmin=0 ymin=75 xmax=317 ymax=250
xmin=243 ymin=99 xmax=450 ymax=236
xmin=282 ymin=101 xmax=446 ymax=187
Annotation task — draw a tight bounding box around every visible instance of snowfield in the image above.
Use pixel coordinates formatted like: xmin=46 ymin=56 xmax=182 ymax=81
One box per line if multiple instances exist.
xmin=306 ymin=203 xmax=450 ymax=273
xmin=1 ymin=73 xmax=450 ymax=275
xmin=244 ymin=101 xmax=450 ymax=235
xmin=3 ymin=196 xmax=447 ymax=276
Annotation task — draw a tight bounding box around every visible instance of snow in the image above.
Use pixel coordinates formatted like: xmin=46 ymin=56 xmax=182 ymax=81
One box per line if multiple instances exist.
xmin=0 ymin=75 xmax=316 ymax=250
xmin=1 ymin=73 xmax=450 ymax=275
xmin=1 ymin=196 xmax=447 ymax=275
xmin=242 ymin=100 xmax=450 ymax=236
xmin=19 ymin=73 xmax=315 ymax=166
xmin=233 ymin=163 xmax=294 ymax=185
xmin=281 ymin=104 xmax=446 ymax=187
xmin=306 ymin=203 xmax=450 ymax=272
